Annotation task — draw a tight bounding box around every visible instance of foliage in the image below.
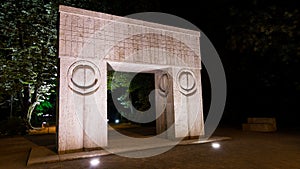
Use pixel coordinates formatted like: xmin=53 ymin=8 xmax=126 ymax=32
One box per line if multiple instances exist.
xmin=0 ymin=0 xmax=58 ymax=92
xmin=226 ymin=0 xmax=300 ymax=88
xmin=107 ymin=71 xmax=154 ymax=121
xmin=227 ymin=1 xmax=299 ymax=58
xmin=0 ymin=0 xmax=58 ymax=124
xmin=107 ymin=71 xmax=131 ymax=92
xmin=0 ymin=0 xmax=161 ymax=129
xmin=129 ymin=73 xmax=154 ymax=111
xmin=35 ymin=101 xmax=53 ymax=116
xmin=224 ymin=0 xmax=300 ymax=120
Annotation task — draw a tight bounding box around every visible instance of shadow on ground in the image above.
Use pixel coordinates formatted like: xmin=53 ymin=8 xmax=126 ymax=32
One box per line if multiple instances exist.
xmin=24 ymin=134 xmax=56 ymax=152
xmin=24 ymin=123 xmax=157 ymax=153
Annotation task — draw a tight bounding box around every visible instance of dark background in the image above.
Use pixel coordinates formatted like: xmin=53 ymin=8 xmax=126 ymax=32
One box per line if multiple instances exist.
xmin=158 ymin=0 xmax=300 ymax=128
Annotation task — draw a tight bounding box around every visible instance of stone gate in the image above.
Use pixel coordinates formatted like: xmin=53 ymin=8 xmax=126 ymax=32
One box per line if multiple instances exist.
xmin=58 ymin=5 xmax=204 ymax=153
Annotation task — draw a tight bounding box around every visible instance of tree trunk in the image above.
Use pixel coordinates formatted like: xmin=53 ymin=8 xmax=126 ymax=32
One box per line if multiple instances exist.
xmin=10 ymin=95 xmax=13 ymax=118
xmin=27 ymin=101 xmax=40 ymax=129
xmin=26 ymin=86 xmax=40 ymax=129
xmin=19 ymin=84 xmax=30 ymax=119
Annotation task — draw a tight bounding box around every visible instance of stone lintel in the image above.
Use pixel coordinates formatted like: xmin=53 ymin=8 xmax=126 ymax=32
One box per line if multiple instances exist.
xmin=59 ymin=5 xmax=200 ymax=37
xmin=107 ymin=61 xmax=201 ymax=73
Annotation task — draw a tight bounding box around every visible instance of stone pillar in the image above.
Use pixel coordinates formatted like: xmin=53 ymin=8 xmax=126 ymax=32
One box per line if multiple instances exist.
xmin=172 ymin=68 xmax=204 ymax=139
xmin=58 ymin=58 xmax=84 ymax=153
xmin=83 ymin=60 xmax=107 ymax=149
xmin=155 ymin=70 xmax=175 ymax=139
xmin=58 ymin=59 xmax=107 ymax=153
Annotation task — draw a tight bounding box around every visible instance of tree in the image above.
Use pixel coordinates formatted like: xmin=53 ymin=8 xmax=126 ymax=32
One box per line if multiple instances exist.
xmin=0 ymin=0 xmax=58 ymax=127
xmin=0 ymin=0 xmax=161 ymax=129
xmin=107 ymin=71 xmax=154 ymax=123
xmin=225 ymin=0 xmax=300 ymax=122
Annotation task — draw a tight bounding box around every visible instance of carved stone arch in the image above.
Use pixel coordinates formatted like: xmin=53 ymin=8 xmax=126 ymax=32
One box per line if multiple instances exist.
xmin=58 ymin=5 xmax=204 ymax=154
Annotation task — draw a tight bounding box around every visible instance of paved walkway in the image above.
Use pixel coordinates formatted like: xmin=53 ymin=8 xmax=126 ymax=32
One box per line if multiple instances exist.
xmin=0 ymin=136 xmax=36 ymax=169
xmin=1 ymin=127 xmax=300 ymax=169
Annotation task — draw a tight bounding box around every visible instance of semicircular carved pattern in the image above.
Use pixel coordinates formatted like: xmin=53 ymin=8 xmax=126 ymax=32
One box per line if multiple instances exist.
xmin=105 ymin=33 xmax=200 ymax=68
xmin=68 ymin=60 xmax=101 ymax=95
xmin=177 ymin=69 xmax=197 ymax=96
xmin=158 ymin=73 xmax=170 ymax=97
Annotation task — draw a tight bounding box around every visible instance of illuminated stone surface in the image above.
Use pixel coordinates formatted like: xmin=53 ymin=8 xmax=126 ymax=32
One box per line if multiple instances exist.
xmin=58 ymin=5 xmax=204 ymax=153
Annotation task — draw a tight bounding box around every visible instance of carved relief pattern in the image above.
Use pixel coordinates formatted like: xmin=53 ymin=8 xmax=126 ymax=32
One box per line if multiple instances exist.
xmin=104 ymin=33 xmax=200 ymax=68
xmin=158 ymin=73 xmax=170 ymax=97
xmin=177 ymin=69 xmax=197 ymax=95
xmin=68 ymin=60 xmax=101 ymax=95
xmin=59 ymin=11 xmax=201 ymax=68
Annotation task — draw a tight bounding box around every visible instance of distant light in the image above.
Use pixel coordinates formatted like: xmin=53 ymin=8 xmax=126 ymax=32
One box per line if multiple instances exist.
xmin=42 ymin=122 xmax=47 ymax=124
xmin=107 ymin=119 xmax=109 ymax=122
xmin=115 ymin=119 xmax=120 ymax=124
xmin=211 ymin=142 xmax=221 ymax=149
xmin=90 ymin=158 xmax=100 ymax=167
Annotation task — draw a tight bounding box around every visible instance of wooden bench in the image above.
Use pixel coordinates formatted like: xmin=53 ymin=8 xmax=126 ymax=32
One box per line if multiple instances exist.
xmin=242 ymin=118 xmax=277 ymax=132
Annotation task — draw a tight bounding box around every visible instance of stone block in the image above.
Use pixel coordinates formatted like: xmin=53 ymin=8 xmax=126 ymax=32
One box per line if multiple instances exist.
xmin=243 ymin=117 xmax=277 ymax=132
xmin=247 ymin=118 xmax=276 ymax=126
xmin=242 ymin=123 xmax=277 ymax=132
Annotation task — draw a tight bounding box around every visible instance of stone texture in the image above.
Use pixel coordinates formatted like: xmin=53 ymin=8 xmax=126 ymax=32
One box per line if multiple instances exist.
xmin=58 ymin=5 xmax=204 ymax=153
xmin=172 ymin=68 xmax=204 ymax=138
xmin=155 ymin=69 xmax=175 ymax=139
xmin=58 ymin=58 xmax=84 ymax=153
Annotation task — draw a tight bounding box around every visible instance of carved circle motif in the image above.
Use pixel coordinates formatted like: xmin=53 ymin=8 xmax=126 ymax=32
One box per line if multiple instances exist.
xmin=158 ymin=73 xmax=170 ymax=96
xmin=68 ymin=60 xmax=100 ymax=95
xmin=177 ymin=69 xmax=197 ymax=95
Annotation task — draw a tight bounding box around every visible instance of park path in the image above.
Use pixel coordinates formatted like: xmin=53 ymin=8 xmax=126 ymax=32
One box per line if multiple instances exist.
xmin=0 ymin=136 xmax=36 ymax=169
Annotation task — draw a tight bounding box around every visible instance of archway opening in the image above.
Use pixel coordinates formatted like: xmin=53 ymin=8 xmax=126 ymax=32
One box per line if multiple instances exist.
xmin=107 ymin=70 xmax=156 ymax=138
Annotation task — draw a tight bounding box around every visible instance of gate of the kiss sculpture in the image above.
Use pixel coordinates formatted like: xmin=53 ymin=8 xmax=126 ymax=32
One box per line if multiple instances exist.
xmin=58 ymin=5 xmax=204 ymax=153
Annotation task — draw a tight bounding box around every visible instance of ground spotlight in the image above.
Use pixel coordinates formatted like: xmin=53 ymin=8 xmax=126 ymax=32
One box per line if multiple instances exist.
xmin=90 ymin=158 xmax=100 ymax=167
xmin=211 ymin=142 xmax=221 ymax=149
